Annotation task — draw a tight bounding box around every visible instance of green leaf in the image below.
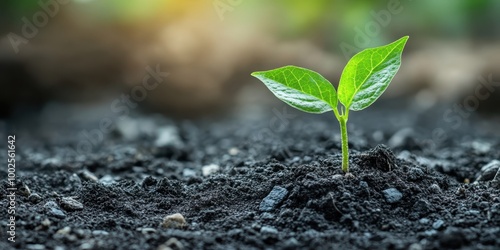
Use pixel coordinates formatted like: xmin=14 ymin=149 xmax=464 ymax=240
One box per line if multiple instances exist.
xmin=251 ymin=66 xmax=337 ymax=114
xmin=338 ymin=36 xmax=409 ymax=111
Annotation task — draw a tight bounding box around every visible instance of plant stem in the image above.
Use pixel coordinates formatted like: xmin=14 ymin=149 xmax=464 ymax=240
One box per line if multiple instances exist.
xmin=339 ymin=116 xmax=349 ymax=172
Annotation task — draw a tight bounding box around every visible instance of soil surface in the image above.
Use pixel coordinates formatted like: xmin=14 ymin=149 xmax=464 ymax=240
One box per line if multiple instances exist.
xmin=1 ymin=99 xmax=500 ymax=250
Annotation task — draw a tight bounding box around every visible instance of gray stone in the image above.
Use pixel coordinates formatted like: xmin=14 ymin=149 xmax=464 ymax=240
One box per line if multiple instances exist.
xmin=59 ymin=197 xmax=84 ymax=211
xmin=44 ymin=201 xmax=66 ymax=219
xmin=26 ymin=244 xmax=46 ymax=250
xmin=419 ymin=218 xmax=430 ymax=224
xmin=79 ymin=242 xmax=94 ymax=250
xmin=475 ymin=160 xmax=500 ymax=182
xmin=162 ymin=213 xmax=187 ymax=229
xmin=69 ymin=174 xmax=83 ymax=188
xmin=29 ymin=193 xmax=42 ymax=204
xmin=259 ymin=186 xmax=288 ymax=212
xmin=92 ymin=230 xmax=109 ymax=236
xmin=99 ymin=175 xmax=116 ymax=186
xmin=283 ymin=237 xmax=299 ymax=248
xmin=48 ymin=208 xmax=66 ymax=219
xmin=202 ymin=164 xmax=220 ymax=176
xmin=80 ymin=170 xmax=98 ymax=182
xmin=408 ymin=167 xmax=425 ymax=181
xmin=139 ymin=228 xmax=157 ymax=234
xmin=432 ymin=219 xmax=445 ymax=230
xmin=260 ymin=226 xmax=278 ymax=234
xmin=382 ymin=188 xmax=403 ymax=203
xmin=423 ymin=229 xmax=438 ymax=237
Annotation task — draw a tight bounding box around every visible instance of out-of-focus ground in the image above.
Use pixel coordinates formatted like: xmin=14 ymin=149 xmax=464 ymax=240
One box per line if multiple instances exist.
xmin=0 ymin=0 xmax=499 ymax=118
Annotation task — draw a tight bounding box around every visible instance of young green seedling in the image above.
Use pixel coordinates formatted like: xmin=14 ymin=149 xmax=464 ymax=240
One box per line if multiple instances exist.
xmin=251 ymin=36 xmax=408 ymax=173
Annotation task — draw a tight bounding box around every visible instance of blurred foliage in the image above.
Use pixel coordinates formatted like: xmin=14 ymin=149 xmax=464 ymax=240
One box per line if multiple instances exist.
xmin=2 ymin=0 xmax=499 ymax=44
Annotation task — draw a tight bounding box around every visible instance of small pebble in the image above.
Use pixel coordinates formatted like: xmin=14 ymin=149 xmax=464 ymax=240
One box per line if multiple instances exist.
xmin=475 ymin=160 xmax=500 ymax=182
xmin=44 ymin=201 xmax=66 ymax=219
xmin=260 ymin=226 xmax=278 ymax=234
xmin=56 ymin=227 xmax=72 ymax=235
xmin=41 ymin=219 xmax=52 ymax=227
xmin=73 ymin=229 xmax=89 ymax=238
xmin=79 ymin=242 xmax=94 ymax=250
xmin=138 ymin=228 xmax=157 ymax=234
xmin=26 ymin=244 xmax=45 ymax=250
xmin=259 ymin=186 xmax=288 ymax=212
xmin=69 ymin=174 xmax=82 ymax=188
xmin=408 ymin=167 xmax=425 ymax=181
xmin=59 ymin=197 xmax=84 ymax=211
xmin=423 ymin=229 xmax=438 ymax=237
xmin=331 ymin=174 xmax=344 ymax=180
xmin=202 ymin=164 xmax=220 ymax=176
xmin=284 ymin=237 xmax=300 ymax=248
xmin=99 ymin=175 xmax=116 ymax=186
xmin=19 ymin=183 xmax=31 ymax=197
xmin=162 ymin=213 xmax=187 ymax=229
xmin=48 ymin=208 xmax=66 ymax=219
xmin=419 ymin=218 xmax=430 ymax=224
xmin=382 ymin=188 xmax=403 ymax=203
xmin=80 ymin=170 xmax=98 ymax=182
xmin=92 ymin=230 xmax=109 ymax=236
xmin=432 ymin=219 xmax=445 ymax=230
xmin=345 ymin=173 xmax=356 ymax=179
xmin=29 ymin=193 xmax=42 ymax=204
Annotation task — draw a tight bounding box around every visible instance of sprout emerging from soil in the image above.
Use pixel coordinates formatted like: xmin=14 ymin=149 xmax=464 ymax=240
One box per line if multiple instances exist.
xmin=251 ymin=36 xmax=409 ymax=172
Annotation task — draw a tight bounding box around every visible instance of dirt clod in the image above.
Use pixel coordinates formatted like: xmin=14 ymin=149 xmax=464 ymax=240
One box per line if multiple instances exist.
xmin=360 ymin=144 xmax=396 ymax=171
xmin=382 ymin=188 xmax=403 ymax=203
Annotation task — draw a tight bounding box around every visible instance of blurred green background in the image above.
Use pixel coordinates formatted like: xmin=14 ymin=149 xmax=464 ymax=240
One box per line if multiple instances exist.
xmin=1 ymin=0 xmax=499 ymax=117
xmin=3 ymin=0 xmax=499 ymax=43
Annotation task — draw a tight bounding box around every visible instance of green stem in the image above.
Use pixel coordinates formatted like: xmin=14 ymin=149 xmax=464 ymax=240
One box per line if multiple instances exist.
xmin=339 ymin=116 xmax=349 ymax=172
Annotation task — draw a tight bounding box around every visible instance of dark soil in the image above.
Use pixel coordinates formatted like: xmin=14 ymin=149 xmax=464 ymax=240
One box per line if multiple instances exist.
xmin=1 ymin=99 xmax=500 ymax=250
